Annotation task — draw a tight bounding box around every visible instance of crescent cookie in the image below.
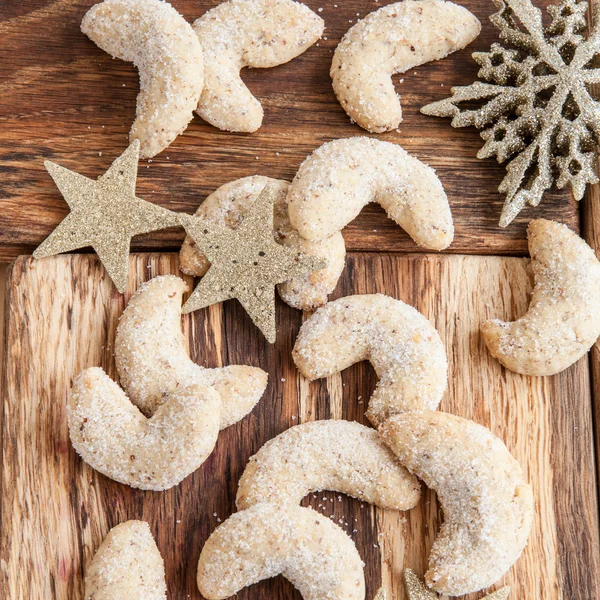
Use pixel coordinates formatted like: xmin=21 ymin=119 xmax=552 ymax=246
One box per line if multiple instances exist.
xmin=292 ymin=294 xmax=448 ymax=426
xmin=236 ymin=420 xmax=421 ymax=510
xmin=193 ymin=0 xmax=324 ymax=132
xmin=380 ymin=411 xmax=533 ymax=596
xmin=115 ymin=275 xmax=268 ymax=429
xmin=69 ymin=367 xmax=220 ymax=490
xmin=482 ymin=219 xmax=600 ymax=376
xmin=197 ymin=503 xmax=365 ymax=600
xmin=84 ymin=521 xmax=167 ymax=600
xmin=180 ymin=176 xmax=345 ymax=310
xmin=82 ymin=0 xmax=204 ymax=159
xmin=331 ymin=1 xmax=481 ymax=133
xmin=286 ymin=137 xmax=454 ymax=251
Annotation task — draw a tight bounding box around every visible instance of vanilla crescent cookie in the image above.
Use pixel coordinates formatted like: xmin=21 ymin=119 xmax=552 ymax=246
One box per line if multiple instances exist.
xmin=69 ymin=368 xmax=220 ymax=490
xmin=286 ymin=137 xmax=454 ymax=250
xmin=380 ymin=411 xmax=533 ymax=596
xmin=115 ymin=275 xmax=268 ymax=429
xmin=82 ymin=0 xmax=204 ymax=159
xmin=180 ymin=176 xmax=345 ymax=310
xmin=482 ymin=219 xmax=600 ymax=376
xmin=193 ymin=0 xmax=324 ymax=132
xmin=236 ymin=420 xmax=420 ymax=510
xmin=85 ymin=521 xmax=167 ymax=600
xmin=293 ymin=294 xmax=447 ymax=426
xmin=197 ymin=503 xmax=365 ymax=600
xmin=331 ymin=1 xmax=481 ymax=133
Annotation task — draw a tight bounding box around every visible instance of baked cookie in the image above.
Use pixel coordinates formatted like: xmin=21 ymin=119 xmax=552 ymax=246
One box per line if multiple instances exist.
xmin=482 ymin=219 xmax=600 ymax=375
xmin=179 ymin=176 xmax=345 ymax=310
xmin=82 ymin=0 xmax=204 ymax=158
xmin=197 ymin=503 xmax=365 ymax=600
xmin=69 ymin=368 xmax=220 ymax=490
xmin=292 ymin=294 xmax=447 ymax=426
xmin=84 ymin=521 xmax=167 ymax=600
xmin=193 ymin=0 xmax=324 ymax=132
xmin=286 ymin=137 xmax=454 ymax=250
xmin=331 ymin=0 xmax=481 ymax=132
xmin=236 ymin=419 xmax=420 ymax=510
xmin=115 ymin=275 xmax=268 ymax=429
xmin=380 ymin=411 xmax=533 ymax=596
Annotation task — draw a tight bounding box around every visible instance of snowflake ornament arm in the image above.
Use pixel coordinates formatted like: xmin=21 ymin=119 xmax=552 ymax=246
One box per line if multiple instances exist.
xmin=422 ymin=0 xmax=600 ymax=226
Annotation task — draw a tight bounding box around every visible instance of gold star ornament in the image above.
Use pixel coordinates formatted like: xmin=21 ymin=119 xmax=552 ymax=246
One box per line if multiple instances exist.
xmin=34 ymin=140 xmax=179 ymax=293
xmin=180 ymin=184 xmax=327 ymax=343
xmin=403 ymin=569 xmax=510 ymax=600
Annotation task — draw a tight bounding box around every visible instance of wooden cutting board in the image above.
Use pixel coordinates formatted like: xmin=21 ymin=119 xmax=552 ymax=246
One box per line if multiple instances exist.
xmin=0 ymin=0 xmax=581 ymax=261
xmin=2 ymin=252 xmax=599 ymax=600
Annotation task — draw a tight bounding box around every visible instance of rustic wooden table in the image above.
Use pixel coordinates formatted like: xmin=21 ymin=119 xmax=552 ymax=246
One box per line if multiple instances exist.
xmin=0 ymin=268 xmax=5 ymax=368
xmin=1 ymin=1 xmax=600 ymax=599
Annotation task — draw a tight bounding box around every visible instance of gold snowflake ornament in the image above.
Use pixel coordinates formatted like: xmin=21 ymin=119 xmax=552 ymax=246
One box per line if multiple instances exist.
xmin=422 ymin=0 xmax=600 ymax=226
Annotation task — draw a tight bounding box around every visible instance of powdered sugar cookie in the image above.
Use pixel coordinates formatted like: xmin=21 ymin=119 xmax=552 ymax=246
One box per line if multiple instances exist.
xmin=69 ymin=368 xmax=220 ymax=490
xmin=293 ymin=294 xmax=447 ymax=426
xmin=197 ymin=503 xmax=365 ymax=600
xmin=331 ymin=1 xmax=481 ymax=132
xmin=115 ymin=275 xmax=268 ymax=429
xmin=482 ymin=219 xmax=600 ymax=376
xmin=179 ymin=176 xmax=345 ymax=310
xmin=287 ymin=137 xmax=454 ymax=250
xmin=236 ymin=419 xmax=420 ymax=510
xmin=85 ymin=521 xmax=167 ymax=600
xmin=82 ymin=0 xmax=204 ymax=159
xmin=193 ymin=0 xmax=324 ymax=132
xmin=380 ymin=411 xmax=533 ymax=596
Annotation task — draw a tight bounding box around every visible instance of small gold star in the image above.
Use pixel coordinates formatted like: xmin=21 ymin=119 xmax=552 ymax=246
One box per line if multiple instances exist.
xmin=373 ymin=587 xmax=387 ymax=600
xmin=403 ymin=569 xmax=510 ymax=600
xmin=34 ymin=140 xmax=179 ymax=293
xmin=180 ymin=184 xmax=326 ymax=343
xmin=404 ymin=570 xmax=437 ymax=600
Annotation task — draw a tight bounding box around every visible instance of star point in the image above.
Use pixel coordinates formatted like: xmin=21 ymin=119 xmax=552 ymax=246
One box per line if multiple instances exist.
xmin=403 ymin=569 xmax=510 ymax=600
xmin=34 ymin=141 xmax=179 ymax=293
xmin=181 ymin=184 xmax=326 ymax=343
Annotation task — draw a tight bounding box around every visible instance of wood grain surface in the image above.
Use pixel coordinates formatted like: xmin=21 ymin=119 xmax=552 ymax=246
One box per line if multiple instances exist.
xmin=582 ymin=1 xmax=600 ymax=509
xmin=0 ymin=0 xmax=580 ymax=262
xmin=582 ymin=178 xmax=600 ymax=496
xmin=1 ymin=252 xmax=599 ymax=600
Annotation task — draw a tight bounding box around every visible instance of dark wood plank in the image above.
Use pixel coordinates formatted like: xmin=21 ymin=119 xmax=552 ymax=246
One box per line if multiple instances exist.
xmin=0 ymin=0 xmax=579 ymax=262
xmin=581 ymin=0 xmax=600 ymax=534
xmin=581 ymin=180 xmax=600 ymax=520
xmin=2 ymin=252 xmax=599 ymax=599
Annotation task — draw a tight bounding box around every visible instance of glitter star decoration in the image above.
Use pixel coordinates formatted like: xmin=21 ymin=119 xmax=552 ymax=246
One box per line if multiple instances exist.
xmin=373 ymin=587 xmax=387 ymax=600
xmin=421 ymin=0 xmax=600 ymax=226
xmin=180 ymin=184 xmax=326 ymax=343
xmin=403 ymin=569 xmax=510 ymax=600
xmin=34 ymin=140 xmax=180 ymax=292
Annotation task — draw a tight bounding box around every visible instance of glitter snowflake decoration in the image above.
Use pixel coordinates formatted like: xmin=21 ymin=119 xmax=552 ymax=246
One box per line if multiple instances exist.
xmin=422 ymin=0 xmax=600 ymax=226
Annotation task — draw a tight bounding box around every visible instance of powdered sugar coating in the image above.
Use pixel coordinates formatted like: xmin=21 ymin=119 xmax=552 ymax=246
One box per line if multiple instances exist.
xmin=115 ymin=275 xmax=268 ymax=429
xmin=331 ymin=1 xmax=480 ymax=133
xmin=482 ymin=219 xmax=600 ymax=375
xmin=81 ymin=0 xmax=204 ymax=159
xmin=197 ymin=503 xmax=365 ymax=600
xmin=84 ymin=521 xmax=167 ymax=600
xmin=193 ymin=0 xmax=324 ymax=132
xmin=236 ymin=419 xmax=420 ymax=510
xmin=69 ymin=368 xmax=220 ymax=490
xmin=380 ymin=411 xmax=533 ymax=596
xmin=292 ymin=294 xmax=447 ymax=427
xmin=180 ymin=176 xmax=345 ymax=310
xmin=287 ymin=137 xmax=454 ymax=250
